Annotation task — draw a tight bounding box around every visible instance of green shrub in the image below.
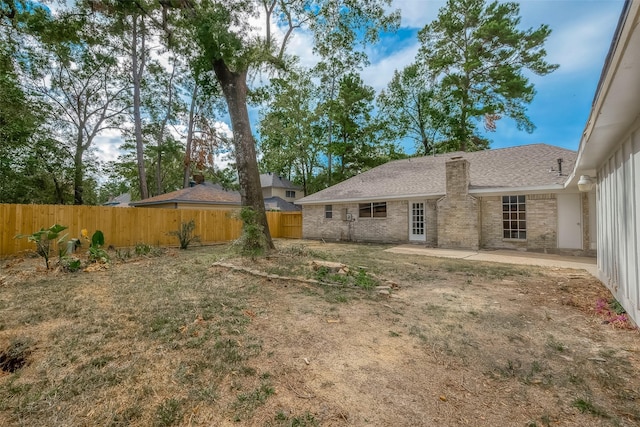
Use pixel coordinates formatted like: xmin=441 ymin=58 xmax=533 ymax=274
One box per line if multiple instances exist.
xmin=15 ymin=224 xmax=68 ymax=269
xmin=168 ymin=220 xmax=200 ymax=250
xmin=235 ymin=207 xmax=268 ymax=258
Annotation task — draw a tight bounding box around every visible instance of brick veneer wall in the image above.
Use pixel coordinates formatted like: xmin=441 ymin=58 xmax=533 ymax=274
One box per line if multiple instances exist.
xmin=425 ymin=200 xmax=438 ymax=246
xmin=302 ymin=200 xmax=409 ymax=242
xmin=480 ymin=194 xmax=558 ymax=250
xmin=437 ymin=158 xmax=480 ymax=250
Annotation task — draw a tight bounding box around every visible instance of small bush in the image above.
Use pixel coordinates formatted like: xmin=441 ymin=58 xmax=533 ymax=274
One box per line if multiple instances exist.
xmin=59 ymin=256 xmax=82 ymax=272
xmin=15 ymin=224 xmax=68 ymax=269
xmin=168 ymin=220 xmax=200 ymax=250
xmin=235 ymin=207 xmax=268 ymax=258
xmin=134 ymin=243 xmax=162 ymax=257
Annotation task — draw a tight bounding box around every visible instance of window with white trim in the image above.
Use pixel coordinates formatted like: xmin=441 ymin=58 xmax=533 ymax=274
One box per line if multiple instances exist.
xmin=359 ymin=202 xmax=387 ymax=218
xmin=286 ymin=190 xmax=296 ymax=198
xmin=502 ymin=195 xmax=526 ymax=239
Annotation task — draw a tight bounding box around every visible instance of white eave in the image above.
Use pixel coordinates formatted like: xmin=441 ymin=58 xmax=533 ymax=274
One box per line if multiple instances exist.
xmin=570 ymin=0 xmax=640 ymax=184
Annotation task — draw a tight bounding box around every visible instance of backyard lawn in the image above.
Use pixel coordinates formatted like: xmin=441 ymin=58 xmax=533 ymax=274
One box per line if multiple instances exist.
xmin=0 ymin=240 xmax=638 ymax=426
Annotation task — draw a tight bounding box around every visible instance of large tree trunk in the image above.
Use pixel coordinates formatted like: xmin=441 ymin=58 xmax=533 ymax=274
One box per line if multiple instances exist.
xmin=132 ymin=14 xmax=149 ymax=200
xmin=73 ymin=134 xmax=84 ymax=205
xmin=212 ymin=59 xmax=274 ymax=250
xmin=183 ymin=84 xmax=198 ymax=188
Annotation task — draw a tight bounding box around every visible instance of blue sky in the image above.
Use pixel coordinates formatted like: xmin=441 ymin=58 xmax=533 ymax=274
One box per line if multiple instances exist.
xmin=354 ymin=0 xmax=626 ymax=154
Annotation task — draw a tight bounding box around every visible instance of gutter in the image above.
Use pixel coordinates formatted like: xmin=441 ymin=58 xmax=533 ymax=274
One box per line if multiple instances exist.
xmin=569 ymin=0 xmax=633 ymax=180
xmin=296 ymin=184 xmax=567 ymax=205
xmin=130 ymin=200 xmax=241 ymax=207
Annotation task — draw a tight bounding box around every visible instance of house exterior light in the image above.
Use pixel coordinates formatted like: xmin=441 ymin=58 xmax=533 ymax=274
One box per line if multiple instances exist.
xmin=577 ymin=175 xmax=595 ymax=192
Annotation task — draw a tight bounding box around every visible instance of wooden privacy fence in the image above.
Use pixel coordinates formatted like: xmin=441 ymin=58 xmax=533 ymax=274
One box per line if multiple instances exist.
xmin=0 ymin=204 xmax=302 ymax=257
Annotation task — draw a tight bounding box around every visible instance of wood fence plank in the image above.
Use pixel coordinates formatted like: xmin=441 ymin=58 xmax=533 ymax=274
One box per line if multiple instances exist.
xmin=1 ymin=204 xmax=301 ymax=256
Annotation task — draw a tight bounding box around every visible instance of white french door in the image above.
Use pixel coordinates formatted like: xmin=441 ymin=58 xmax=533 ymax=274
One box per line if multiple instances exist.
xmin=409 ymin=202 xmax=426 ymax=242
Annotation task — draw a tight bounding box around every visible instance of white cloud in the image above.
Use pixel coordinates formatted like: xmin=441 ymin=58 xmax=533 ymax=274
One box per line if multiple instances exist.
xmin=94 ymin=129 xmax=124 ymax=163
xmin=545 ymin=9 xmax=622 ymax=75
xmin=390 ymin=0 xmax=444 ymax=29
xmin=361 ymin=42 xmax=420 ymax=92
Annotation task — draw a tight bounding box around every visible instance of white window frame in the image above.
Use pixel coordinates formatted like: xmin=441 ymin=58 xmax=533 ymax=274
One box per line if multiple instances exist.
xmin=502 ymin=195 xmax=526 ymax=240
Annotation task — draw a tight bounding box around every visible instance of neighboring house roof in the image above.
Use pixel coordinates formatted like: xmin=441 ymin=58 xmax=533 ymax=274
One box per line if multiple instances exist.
xmin=129 ymin=183 xmax=241 ymax=207
xmin=571 ymin=0 xmax=639 ymax=177
xmin=260 ymin=173 xmax=301 ymax=190
xmin=103 ymin=192 xmax=131 ymax=207
xmin=264 ymin=196 xmax=302 ymax=212
xmin=297 ymin=144 xmax=576 ymax=204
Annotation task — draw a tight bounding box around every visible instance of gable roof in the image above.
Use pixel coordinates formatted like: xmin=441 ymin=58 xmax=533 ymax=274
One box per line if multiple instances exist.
xmin=260 ymin=173 xmax=301 ymax=190
xmin=130 ymin=183 xmax=241 ymax=207
xmin=103 ymin=192 xmax=131 ymax=207
xmin=264 ymin=196 xmax=302 ymax=212
xmin=297 ymin=144 xmax=576 ymax=204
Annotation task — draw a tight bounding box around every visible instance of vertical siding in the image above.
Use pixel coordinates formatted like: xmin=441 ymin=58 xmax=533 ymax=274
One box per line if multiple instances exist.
xmin=597 ymin=127 xmax=640 ymax=325
xmin=0 ymin=206 xmax=301 ymax=256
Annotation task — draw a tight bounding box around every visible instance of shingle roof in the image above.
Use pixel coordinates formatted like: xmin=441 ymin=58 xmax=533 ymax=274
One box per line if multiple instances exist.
xmin=260 ymin=173 xmax=301 ymax=190
xmin=297 ymin=144 xmax=576 ymax=204
xmin=130 ymin=183 xmax=241 ymax=206
xmin=103 ymin=192 xmax=131 ymax=207
xmin=264 ymin=196 xmax=302 ymax=212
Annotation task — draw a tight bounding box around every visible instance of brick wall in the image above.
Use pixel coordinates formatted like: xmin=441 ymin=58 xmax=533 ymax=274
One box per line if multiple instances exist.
xmin=302 ymin=201 xmax=409 ymax=242
xmin=437 ymin=158 xmax=480 ymax=250
xmin=480 ymin=194 xmax=558 ymax=250
xmin=425 ymin=200 xmax=438 ymax=246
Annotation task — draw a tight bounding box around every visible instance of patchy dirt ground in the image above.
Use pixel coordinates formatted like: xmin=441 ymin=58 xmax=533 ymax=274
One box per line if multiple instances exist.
xmin=0 ymin=240 xmax=638 ymax=427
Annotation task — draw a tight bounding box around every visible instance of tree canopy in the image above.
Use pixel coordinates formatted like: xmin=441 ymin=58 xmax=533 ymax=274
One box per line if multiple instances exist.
xmin=418 ymin=0 xmax=558 ymax=151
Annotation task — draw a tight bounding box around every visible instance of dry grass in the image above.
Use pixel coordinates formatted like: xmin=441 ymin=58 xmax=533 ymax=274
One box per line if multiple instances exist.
xmin=0 ymin=240 xmax=638 ymax=426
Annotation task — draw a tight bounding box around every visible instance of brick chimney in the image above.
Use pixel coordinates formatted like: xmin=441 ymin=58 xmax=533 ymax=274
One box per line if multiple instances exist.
xmin=445 ymin=157 xmax=470 ymax=196
xmin=437 ymin=156 xmax=479 ymax=250
xmin=193 ymin=174 xmax=204 ymax=185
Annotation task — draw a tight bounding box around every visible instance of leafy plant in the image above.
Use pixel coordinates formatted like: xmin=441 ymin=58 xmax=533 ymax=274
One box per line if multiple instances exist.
xmin=134 ymin=243 xmax=162 ymax=257
xmin=235 ymin=208 xmax=268 ymax=258
xmin=15 ymin=224 xmax=68 ymax=269
xmin=168 ymin=220 xmax=200 ymax=250
xmin=59 ymin=256 xmax=82 ymax=272
xmin=84 ymin=229 xmax=109 ymax=263
xmin=355 ymin=269 xmax=376 ymax=289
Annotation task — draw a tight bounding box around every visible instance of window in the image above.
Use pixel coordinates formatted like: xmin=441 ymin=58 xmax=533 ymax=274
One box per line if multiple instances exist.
xmin=285 ymin=190 xmax=296 ymax=198
xmin=502 ymin=195 xmax=526 ymax=239
xmin=324 ymin=205 xmax=332 ymax=219
xmin=359 ymin=202 xmax=387 ymax=218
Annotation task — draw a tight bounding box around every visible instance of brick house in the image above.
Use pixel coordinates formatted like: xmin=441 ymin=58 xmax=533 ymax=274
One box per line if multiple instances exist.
xmin=296 ymin=144 xmax=594 ymax=253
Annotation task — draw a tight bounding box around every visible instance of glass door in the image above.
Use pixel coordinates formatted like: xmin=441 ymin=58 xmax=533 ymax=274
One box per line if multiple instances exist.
xmin=409 ymin=202 xmax=426 ymax=242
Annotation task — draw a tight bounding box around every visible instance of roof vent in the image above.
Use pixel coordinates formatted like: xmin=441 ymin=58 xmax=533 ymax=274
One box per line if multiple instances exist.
xmin=557 ymin=158 xmax=563 ymax=176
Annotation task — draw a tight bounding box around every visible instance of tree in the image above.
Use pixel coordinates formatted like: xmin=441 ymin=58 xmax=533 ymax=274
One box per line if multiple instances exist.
xmin=258 ymin=68 xmax=322 ymax=196
xmin=142 ymin=58 xmax=185 ymax=195
xmin=377 ymin=64 xmax=454 ymax=156
xmin=1 ymin=1 xmax=123 ymax=204
xmin=165 ymin=0 xmax=399 ymax=252
xmin=418 ymin=0 xmax=557 ymax=151
xmin=33 ymin=44 xmax=128 ymax=204
xmin=327 ymin=73 xmax=379 ymax=182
